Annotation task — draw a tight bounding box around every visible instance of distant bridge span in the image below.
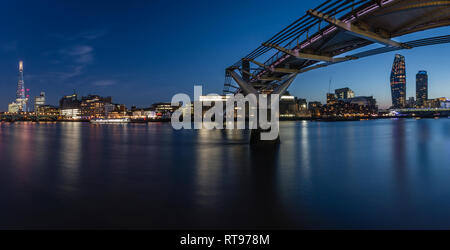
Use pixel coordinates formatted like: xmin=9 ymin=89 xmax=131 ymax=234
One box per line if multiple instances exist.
xmin=224 ymin=0 xmax=450 ymax=96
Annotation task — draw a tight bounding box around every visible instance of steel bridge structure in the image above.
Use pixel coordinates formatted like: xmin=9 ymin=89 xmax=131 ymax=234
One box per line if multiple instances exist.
xmin=224 ymin=0 xmax=450 ymax=98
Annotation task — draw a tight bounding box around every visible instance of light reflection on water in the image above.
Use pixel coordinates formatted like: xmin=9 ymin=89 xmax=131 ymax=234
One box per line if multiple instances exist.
xmin=0 ymin=119 xmax=449 ymax=229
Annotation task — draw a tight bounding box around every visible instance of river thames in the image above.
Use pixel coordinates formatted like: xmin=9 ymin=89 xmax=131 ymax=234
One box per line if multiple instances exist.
xmin=0 ymin=119 xmax=449 ymax=229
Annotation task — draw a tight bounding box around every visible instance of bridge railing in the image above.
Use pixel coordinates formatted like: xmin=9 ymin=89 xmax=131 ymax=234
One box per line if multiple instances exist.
xmin=244 ymin=0 xmax=375 ymax=81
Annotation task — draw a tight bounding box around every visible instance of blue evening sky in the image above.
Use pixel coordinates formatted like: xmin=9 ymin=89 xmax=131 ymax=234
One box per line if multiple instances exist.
xmin=0 ymin=0 xmax=449 ymax=110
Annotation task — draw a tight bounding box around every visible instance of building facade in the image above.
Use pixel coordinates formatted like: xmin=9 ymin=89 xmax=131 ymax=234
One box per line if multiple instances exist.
xmin=34 ymin=92 xmax=46 ymax=112
xmin=279 ymin=95 xmax=297 ymax=117
xmin=60 ymin=93 xmax=82 ymax=119
xmin=297 ymin=98 xmax=307 ymax=111
xmin=81 ymin=95 xmax=112 ymax=119
xmin=9 ymin=61 xmax=28 ymax=112
xmin=440 ymin=99 xmax=450 ymax=109
xmin=416 ymin=70 xmax=428 ymax=108
xmin=327 ymin=93 xmax=337 ymax=105
xmin=8 ymin=102 xmax=21 ymax=113
xmin=324 ymin=96 xmax=378 ymax=117
xmin=36 ymin=105 xmax=59 ymax=116
xmin=61 ymin=109 xmax=81 ymax=119
xmin=16 ymin=61 xmax=27 ymax=111
xmin=308 ymin=101 xmax=323 ymax=118
xmin=390 ymin=54 xmax=406 ymax=108
xmin=335 ymin=87 xmax=355 ymax=100
xmin=406 ymin=97 xmax=415 ymax=108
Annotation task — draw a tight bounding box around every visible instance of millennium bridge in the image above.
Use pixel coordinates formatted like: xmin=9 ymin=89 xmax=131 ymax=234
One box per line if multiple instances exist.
xmin=223 ymin=0 xmax=450 ymax=143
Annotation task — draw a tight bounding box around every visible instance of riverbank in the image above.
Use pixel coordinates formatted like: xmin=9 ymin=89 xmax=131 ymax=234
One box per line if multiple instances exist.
xmin=1 ymin=115 xmax=448 ymax=123
xmin=0 ymin=118 xmax=172 ymax=123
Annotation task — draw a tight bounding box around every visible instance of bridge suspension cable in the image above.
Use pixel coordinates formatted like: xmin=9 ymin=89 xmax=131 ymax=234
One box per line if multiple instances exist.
xmin=225 ymin=0 xmax=450 ymax=95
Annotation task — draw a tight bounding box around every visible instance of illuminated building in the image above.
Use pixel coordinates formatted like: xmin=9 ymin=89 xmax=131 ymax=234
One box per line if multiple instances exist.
xmin=60 ymin=93 xmax=82 ymax=119
xmin=152 ymin=102 xmax=178 ymax=113
xmin=346 ymin=96 xmax=377 ymax=110
xmin=197 ymin=94 xmax=309 ymax=119
xmin=327 ymin=93 xmax=337 ymax=104
xmin=104 ymin=103 xmax=116 ymax=115
xmin=81 ymin=95 xmax=112 ymax=119
xmin=36 ymin=105 xmax=59 ymax=116
xmin=149 ymin=102 xmax=179 ymax=119
xmin=280 ymin=94 xmax=296 ymax=117
xmin=390 ymin=54 xmax=406 ymax=108
xmin=416 ymin=71 xmax=428 ymax=107
xmin=308 ymin=101 xmax=323 ymax=118
xmin=279 ymin=92 xmax=309 ymax=118
xmin=132 ymin=109 xmax=146 ymax=118
xmin=295 ymin=98 xmax=311 ymax=118
xmin=145 ymin=110 xmax=158 ymax=119
xmin=198 ymin=95 xmax=231 ymax=102
xmin=60 ymin=109 xmax=81 ymax=119
xmin=180 ymin=103 xmax=194 ymax=116
xmin=426 ymin=97 xmax=450 ymax=108
xmin=441 ymin=99 xmax=450 ymax=108
xmin=131 ymin=108 xmax=159 ymax=119
xmin=107 ymin=104 xmax=128 ymax=118
xmin=78 ymin=95 xmax=127 ymax=119
xmin=8 ymin=61 xmax=29 ymax=112
xmin=324 ymin=96 xmax=378 ymax=117
xmin=308 ymin=101 xmax=322 ymax=110
xmin=60 ymin=93 xmax=79 ymax=108
xmin=16 ymin=61 xmax=28 ymax=111
xmin=297 ymin=98 xmax=307 ymax=111
xmin=198 ymin=95 xmax=251 ymax=119
xmin=406 ymin=97 xmax=415 ymax=108
xmin=8 ymin=102 xmax=21 ymax=113
xmin=335 ymin=88 xmax=355 ymax=100
xmin=115 ymin=104 xmax=127 ymax=113
xmin=34 ymin=92 xmax=46 ymax=112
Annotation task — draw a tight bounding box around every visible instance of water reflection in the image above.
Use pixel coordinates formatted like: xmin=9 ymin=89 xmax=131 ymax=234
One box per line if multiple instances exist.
xmin=10 ymin=122 xmax=34 ymax=185
xmin=59 ymin=122 xmax=82 ymax=193
xmin=416 ymin=120 xmax=430 ymax=182
xmin=392 ymin=119 xmax=408 ymax=189
xmin=195 ymin=129 xmax=226 ymax=206
xmin=0 ymin=120 xmax=449 ymax=229
xmin=299 ymin=121 xmax=311 ymax=178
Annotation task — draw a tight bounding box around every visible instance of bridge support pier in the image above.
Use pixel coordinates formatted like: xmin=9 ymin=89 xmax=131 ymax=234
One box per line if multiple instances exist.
xmin=250 ymin=128 xmax=280 ymax=145
xmin=227 ymin=68 xmax=297 ymax=145
xmin=250 ymin=107 xmax=280 ymax=145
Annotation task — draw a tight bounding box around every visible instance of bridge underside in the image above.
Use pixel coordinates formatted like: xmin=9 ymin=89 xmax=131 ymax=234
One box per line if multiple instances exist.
xmin=224 ymin=0 xmax=450 ymax=95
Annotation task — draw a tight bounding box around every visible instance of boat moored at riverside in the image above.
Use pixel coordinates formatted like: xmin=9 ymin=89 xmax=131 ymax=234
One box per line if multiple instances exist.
xmin=90 ymin=118 xmax=130 ymax=124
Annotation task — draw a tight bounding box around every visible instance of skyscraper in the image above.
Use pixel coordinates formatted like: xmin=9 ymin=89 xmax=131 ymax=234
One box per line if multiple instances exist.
xmin=390 ymin=54 xmax=406 ymax=108
xmin=34 ymin=92 xmax=46 ymax=112
xmin=14 ymin=60 xmax=29 ymax=112
xmin=416 ymin=70 xmax=428 ymax=107
xmin=17 ymin=61 xmax=24 ymax=99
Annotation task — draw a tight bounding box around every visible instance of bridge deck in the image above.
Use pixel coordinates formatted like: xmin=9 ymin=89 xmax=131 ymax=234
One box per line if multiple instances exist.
xmin=224 ymin=0 xmax=450 ymax=94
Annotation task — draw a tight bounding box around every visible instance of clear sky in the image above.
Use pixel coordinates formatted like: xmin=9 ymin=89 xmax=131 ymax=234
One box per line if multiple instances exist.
xmin=1 ymin=0 xmax=449 ymax=110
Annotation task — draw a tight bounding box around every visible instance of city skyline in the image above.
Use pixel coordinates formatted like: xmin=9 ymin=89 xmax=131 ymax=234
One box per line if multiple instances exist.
xmin=2 ymin=54 xmax=447 ymax=112
xmin=1 ymin=0 xmax=450 ymax=110
xmin=2 ymin=0 xmax=450 ymax=236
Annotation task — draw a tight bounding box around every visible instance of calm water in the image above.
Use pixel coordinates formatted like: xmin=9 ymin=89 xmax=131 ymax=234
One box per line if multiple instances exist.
xmin=0 ymin=119 xmax=450 ymax=229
